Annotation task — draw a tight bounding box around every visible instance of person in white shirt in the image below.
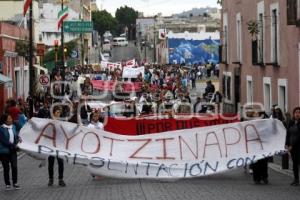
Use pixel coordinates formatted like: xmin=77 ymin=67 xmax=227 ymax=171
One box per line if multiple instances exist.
xmin=87 ymin=111 xmax=104 ymax=130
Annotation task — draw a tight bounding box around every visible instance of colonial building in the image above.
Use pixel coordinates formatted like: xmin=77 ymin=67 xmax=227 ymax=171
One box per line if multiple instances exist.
xmin=220 ymin=0 xmax=300 ymax=115
xmin=0 ymin=22 xmax=29 ymax=113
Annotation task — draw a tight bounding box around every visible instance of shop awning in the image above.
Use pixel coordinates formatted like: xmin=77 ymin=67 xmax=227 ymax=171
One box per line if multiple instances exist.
xmin=0 ymin=73 xmax=13 ymax=87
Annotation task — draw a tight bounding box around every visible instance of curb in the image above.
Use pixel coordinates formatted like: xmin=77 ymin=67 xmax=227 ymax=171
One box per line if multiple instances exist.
xmin=268 ymin=163 xmax=293 ymax=178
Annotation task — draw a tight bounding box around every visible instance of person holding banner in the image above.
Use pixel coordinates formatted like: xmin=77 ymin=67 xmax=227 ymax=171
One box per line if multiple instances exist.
xmin=286 ymin=107 xmax=300 ymax=186
xmin=251 ymin=111 xmax=270 ymax=185
xmin=0 ymin=113 xmax=21 ymax=190
xmin=47 ymin=106 xmax=66 ymax=187
xmin=87 ymin=111 xmax=104 ymax=130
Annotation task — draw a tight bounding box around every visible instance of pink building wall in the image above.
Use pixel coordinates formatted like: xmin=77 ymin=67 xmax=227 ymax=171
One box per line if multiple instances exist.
xmin=0 ymin=23 xmax=28 ymax=113
xmin=220 ymin=0 xmax=300 ymax=114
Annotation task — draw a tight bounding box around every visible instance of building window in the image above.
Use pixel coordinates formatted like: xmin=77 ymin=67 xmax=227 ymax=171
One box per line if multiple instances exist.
xmin=223 ymin=72 xmax=232 ymax=101
xmin=258 ymin=13 xmax=264 ymax=63
xmin=222 ymin=13 xmax=228 ymax=63
xmin=263 ymin=77 xmax=272 ymax=113
xmin=287 ymin=0 xmax=297 ymax=25
xmin=270 ymin=4 xmax=279 ymax=64
xmin=278 ymin=79 xmax=288 ymax=113
xmin=222 ymin=26 xmax=228 ymax=63
xmin=236 ymin=13 xmax=242 ymax=62
xmin=272 ymin=9 xmax=278 ymax=62
xmin=247 ymin=76 xmax=253 ymax=104
xmin=298 ymin=0 xmax=300 ymax=20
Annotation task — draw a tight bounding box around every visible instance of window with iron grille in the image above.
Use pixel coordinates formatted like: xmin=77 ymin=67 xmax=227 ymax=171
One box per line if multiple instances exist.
xmin=271 ymin=9 xmax=278 ymax=63
xmin=258 ymin=13 xmax=264 ymax=63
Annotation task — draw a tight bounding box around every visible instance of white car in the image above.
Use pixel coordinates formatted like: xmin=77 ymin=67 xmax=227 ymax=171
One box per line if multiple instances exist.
xmin=112 ymin=37 xmax=129 ymax=47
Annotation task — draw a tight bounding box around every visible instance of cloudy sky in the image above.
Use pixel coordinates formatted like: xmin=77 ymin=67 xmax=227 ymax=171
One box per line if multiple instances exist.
xmin=97 ymin=0 xmax=220 ymax=16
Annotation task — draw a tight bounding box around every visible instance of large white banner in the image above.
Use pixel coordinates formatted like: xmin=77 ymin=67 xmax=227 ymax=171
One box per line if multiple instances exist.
xmin=19 ymin=118 xmax=286 ymax=179
xmin=122 ymin=66 xmax=145 ymax=78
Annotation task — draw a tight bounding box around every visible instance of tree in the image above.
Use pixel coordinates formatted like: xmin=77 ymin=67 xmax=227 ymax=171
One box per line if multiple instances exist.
xmin=44 ymin=40 xmax=77 ymax=63
xmin=92 ymin=10 xmax=118 ymax=37
xmin=15 ymin=40 xmax=36 ymax=61
xmin=115 ymin=6 xmax=139 ymax=40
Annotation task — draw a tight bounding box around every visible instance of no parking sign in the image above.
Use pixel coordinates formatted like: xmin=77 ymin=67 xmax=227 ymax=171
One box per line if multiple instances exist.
xmin=39 ymin=74 xmax=50 ymax=87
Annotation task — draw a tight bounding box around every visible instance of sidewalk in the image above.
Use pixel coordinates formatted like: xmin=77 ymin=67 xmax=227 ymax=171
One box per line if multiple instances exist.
xmin=269 ymin=156 xmax=293 ymax=178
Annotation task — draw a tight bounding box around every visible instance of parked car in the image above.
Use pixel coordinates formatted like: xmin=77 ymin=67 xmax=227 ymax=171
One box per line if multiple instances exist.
xmin=112 ymin=37 xmax=129 ymax=47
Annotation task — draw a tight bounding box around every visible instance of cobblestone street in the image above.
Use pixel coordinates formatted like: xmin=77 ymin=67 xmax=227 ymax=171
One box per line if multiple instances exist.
xmin=0 ymin=155 xmax=299 ymax=200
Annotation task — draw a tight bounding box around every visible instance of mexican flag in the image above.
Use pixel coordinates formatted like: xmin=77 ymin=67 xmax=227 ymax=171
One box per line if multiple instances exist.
xmin=57 ymin=6 xmax=69 ymax=30
xmin=23 ymin=0 xmax=32 ymax=16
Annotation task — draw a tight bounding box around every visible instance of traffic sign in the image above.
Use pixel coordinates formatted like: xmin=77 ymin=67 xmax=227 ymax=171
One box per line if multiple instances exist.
xmin=71 ymin=50 xmax=78 ymax=58
xmin=63 ymin=21 xmax=93 ymax=33
xmin=37 ymin=43 xmax=46 ymax=56
xmin=39 ymin=74 xmax=50 ymax=87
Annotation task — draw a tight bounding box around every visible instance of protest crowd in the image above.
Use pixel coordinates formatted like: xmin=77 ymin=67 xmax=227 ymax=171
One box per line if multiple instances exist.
xmin=0 ymin=60 xmax=299 ymax=190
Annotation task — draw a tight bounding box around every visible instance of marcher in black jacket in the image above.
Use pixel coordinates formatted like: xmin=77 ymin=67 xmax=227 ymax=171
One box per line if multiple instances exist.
xmin=286 ymin=107 xmax=300 ymax=186
xmin=251 ymin=111 xmax=270 ymax=185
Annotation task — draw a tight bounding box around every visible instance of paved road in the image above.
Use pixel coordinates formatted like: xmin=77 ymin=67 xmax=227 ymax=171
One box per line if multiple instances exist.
xmin=0 ymin=154 xmax=300 ymax=200
xmin=111 ymin=43 xmax=141 ymax=63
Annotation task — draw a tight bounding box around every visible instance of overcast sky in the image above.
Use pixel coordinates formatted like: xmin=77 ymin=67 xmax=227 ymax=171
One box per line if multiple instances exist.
xmin=97 ymin=0 xmax=220 ymax=16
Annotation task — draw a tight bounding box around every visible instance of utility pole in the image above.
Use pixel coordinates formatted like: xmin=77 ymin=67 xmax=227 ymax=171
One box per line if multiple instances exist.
xmin=153 ymin=17 xmax=157 ymax=64
xmin=60 ymin=0 xmax=65 ymax=96
xmin=29 ymin=3 xmax=34 ymax=118
xmin=80 ymin=0 xmax=84 ymax=67
xmin=144 ymin=42 xmax=147 ymax=62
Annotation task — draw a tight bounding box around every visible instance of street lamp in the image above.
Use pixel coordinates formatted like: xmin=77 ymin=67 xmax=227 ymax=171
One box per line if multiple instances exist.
xmin=64 ymin=47 xmax=68 ymax=62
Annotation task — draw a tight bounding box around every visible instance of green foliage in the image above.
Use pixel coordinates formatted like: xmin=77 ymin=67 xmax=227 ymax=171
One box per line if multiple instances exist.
xmin=115 ymin=6 xmax=139 ymax=39
xmin=92 ymin=10 xmax=118 ymax=36
xmin=15 ymin=40 xmax=36 ymax=61
xmin=44 ymin=40 xmax=77 ymax=63
xmin=115 ymin=6 xmax=139 ymax=27
xmin=247 ymin=20 xmax=259 ymax=37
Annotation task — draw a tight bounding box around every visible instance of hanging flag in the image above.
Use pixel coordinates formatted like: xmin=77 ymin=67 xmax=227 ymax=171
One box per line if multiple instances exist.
xmin=23 ymin=0 xmax=32 ymax=16
xmin=57 ymin=6 xmax=69 ymax=30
